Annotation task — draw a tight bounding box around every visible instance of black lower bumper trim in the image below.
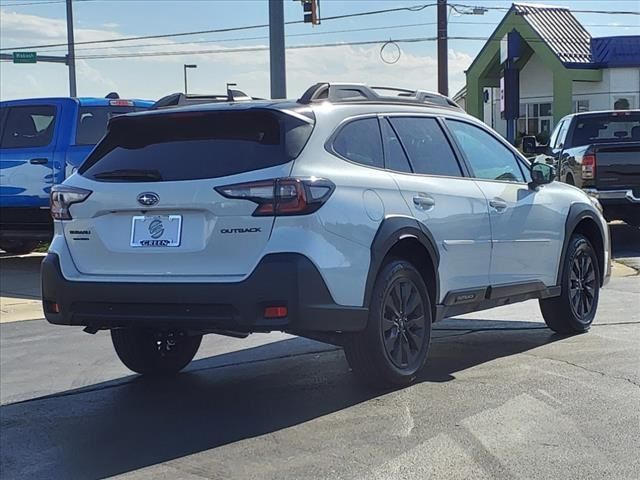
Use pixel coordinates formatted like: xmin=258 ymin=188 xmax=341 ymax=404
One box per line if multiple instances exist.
xmin=41 ymin=253 xmax=368 ymax=334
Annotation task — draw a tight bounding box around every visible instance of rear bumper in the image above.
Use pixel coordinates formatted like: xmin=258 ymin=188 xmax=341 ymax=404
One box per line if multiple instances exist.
xmin=584 ymin=188 xmax=640 ymax=204
xmin=583 ymin=189 xmax=639 ymax=222
xmin=41 ymin=253 xmax=368 ymax=334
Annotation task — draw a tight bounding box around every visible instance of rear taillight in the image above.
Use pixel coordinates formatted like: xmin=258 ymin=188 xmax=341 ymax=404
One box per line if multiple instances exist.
xmin=582 ymin=153 xmax=596 ymax=180
xmin=50 ymin=185 xmax=92 ymax=220
xmin=215 ymin=177 xmax=334 ymax=216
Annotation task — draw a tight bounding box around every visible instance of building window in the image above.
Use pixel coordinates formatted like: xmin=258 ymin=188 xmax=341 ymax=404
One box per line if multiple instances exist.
xmin=517 ymin=102 xmax=553 ymax=143
xmin=573 ymin=100 xmax=589 ymax=113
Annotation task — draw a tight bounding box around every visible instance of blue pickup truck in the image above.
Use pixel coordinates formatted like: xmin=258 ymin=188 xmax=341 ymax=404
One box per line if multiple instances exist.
xmin=0 ymin=96 xmax=153 ymax=254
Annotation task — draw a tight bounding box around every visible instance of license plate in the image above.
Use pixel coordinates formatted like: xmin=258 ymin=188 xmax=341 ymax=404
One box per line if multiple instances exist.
xmin=130 ymin=215 xmax=182 ymax=247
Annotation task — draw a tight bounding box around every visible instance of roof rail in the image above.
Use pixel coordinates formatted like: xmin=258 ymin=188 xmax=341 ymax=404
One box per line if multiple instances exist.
xmin=150 ymin=89 xmax=252 ymax=110
xmin=297 ymin=82 xmax=462 ymax=110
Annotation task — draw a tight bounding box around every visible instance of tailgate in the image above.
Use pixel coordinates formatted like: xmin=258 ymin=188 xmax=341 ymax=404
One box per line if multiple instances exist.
xmin=65 ymin=107 xmax=314 ymax=278
xmin=595 ymin=143 xmax=640 ymax=191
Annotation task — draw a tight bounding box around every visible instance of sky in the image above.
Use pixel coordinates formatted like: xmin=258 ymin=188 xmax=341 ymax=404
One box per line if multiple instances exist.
xmin=0 ymin=0 xmax=638 ymax=101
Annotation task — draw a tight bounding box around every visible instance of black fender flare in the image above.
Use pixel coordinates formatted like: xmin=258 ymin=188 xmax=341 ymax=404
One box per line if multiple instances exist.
xmin=557 ymin=203 xmax=606 ymax=286
xmin=363 ymin=216 xmax=440 ymax=308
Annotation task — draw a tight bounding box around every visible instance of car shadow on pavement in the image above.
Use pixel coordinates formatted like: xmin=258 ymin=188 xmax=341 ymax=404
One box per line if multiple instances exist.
xmin=0 ymin=254 xmax=44 ymax=301
xmin=609 ymin=222 xmax=640 ymax=259
xmin=0 ymin=319 xmax=564 ymax=480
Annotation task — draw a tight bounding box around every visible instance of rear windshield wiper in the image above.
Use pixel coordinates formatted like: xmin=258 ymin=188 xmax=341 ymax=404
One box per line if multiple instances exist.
xmin=92 ymin=169 xmax=163 ymax=181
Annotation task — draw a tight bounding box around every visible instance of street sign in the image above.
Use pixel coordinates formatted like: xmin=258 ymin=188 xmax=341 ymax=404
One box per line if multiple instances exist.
xmin=13 ymin=52 xmax=37 ymax=64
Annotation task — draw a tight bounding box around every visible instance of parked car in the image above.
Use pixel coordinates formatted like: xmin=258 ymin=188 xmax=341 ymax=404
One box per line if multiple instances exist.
xmin=0 ymin=95 xmax=153 ymax=254
xmin=523 ymin=110 xmax=640 ymax=227
xmin=41 ymin=82 xmax=611 ymax=388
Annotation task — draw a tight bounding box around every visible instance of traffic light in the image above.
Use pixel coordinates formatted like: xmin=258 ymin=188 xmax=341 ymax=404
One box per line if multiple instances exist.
xmin=300 ymin=0 xmax=320 ymax=25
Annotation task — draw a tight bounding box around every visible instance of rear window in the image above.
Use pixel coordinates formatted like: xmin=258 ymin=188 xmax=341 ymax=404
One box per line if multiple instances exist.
xmin=75 ymin=106 xmax=138 ymax=145
xmin=571 ymin=112 xmax=640 ymax=146
xmin=79 ymin=109 xmax=314 ymax=182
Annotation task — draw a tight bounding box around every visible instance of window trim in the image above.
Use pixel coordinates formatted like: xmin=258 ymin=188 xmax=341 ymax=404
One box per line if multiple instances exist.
xmin=380 ymin=117 xmax=414 ymax=174
xmin=0 ymin=104 xmax=59 ymax=150
xmin=324 ymin=113 xmax=386 ymax=170
xmin=443 ymin=117 xmax=531 ymax=185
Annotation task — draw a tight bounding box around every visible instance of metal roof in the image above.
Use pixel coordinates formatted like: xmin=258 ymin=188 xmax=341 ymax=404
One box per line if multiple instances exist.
xmin=591 ymin=36 xmax=640 ymax=68
xmin=514 ymin=3 xmax=592 ymax=65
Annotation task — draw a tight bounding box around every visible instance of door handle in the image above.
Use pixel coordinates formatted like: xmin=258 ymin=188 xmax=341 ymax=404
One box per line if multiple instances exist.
xmin=489 ymin=198 xmax=508 ymax=212
xmin=413 ymin=194 xmax=435 ymax=209
xmin=29 ymin=158 xmax=48 ymax=165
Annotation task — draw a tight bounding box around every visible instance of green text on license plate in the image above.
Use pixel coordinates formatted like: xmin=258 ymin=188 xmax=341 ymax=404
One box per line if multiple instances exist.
xmin=130 ymin=215 xmax=182 ymax=247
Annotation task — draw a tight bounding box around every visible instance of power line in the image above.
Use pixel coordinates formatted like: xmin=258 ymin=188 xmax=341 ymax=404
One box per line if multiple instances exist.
xmin=0 ymin=2 xmax=437 ymax=51
xmin=0 ymin=1 xmax=65 ymax=5
xmin=0 ymin=0 xmax=96 ymax=6
xmin=33 ymin=19 xmax=637 ymax=56
xmin=450 ymin=3 xmax=640 ymax=15
xmin=37 ymin=35 xmax=598 ymax=61
xmin=38 ymin=22 xmax=441 ymax=54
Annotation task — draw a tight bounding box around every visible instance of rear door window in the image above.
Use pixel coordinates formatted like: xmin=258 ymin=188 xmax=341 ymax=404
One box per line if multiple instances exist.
xmin=80 ymin=109 xmax=314 ymax=182
xmin=332 ymin=117 xmax=384 ymax=168
xmin=389 ymin=116 xmax=462 ymax=177
xmin=1 ymin=105 xmax=57 ymax=149
xmin=76 ymin=106 xmax=137 ymax=145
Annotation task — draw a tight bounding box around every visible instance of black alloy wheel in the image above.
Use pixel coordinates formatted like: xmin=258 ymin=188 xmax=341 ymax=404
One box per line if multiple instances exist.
xmin=382 ymin=278 xmax=427 ymax=370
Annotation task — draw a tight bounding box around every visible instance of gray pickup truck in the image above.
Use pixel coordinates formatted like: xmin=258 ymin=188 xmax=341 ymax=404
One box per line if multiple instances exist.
xmin=524 ymin=110 xmax=640 ymax=227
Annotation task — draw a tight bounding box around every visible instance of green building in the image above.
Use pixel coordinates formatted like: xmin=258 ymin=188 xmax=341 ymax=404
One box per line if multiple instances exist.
xmin=454 ymin=3 xmax=640 ymax=142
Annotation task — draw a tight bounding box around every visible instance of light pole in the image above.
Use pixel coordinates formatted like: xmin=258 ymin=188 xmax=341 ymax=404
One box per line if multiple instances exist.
xmin=437 ymin=0 xmax=448 ymax=96
xmin=184 ymin=64 xmax=197 ymax=94
xmin=66 ymin=0 xmax=77 ymax=97
xmin=269 ymin=0 xmax=286 ymax=99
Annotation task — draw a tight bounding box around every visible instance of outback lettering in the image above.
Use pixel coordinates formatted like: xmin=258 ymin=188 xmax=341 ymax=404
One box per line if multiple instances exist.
xmin=221 ymin=228 xmax=262 ymax=234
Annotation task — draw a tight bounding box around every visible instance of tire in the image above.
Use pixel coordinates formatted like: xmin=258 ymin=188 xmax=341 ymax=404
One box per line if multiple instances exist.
xmin=539 ymin=234 xmax=600 ymax=334
xmin=111 ymin=328 xmax=202 ymax=375
xmin=344 ymin=259 xmax=432 ymax=389
xmin=0 ymin=239 xmax=40 ymax=255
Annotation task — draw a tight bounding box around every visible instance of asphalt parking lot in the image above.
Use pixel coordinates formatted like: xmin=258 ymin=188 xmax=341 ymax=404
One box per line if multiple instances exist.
xmin=0 ymin=224 xmax=638 ymax=480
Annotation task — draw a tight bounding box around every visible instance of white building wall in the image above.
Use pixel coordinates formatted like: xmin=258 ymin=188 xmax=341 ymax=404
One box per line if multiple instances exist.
xmin=476 ymin=63 xmax=640 ymax=139
xmin=519 ymin=54 xmax=553 ymax=103
xmin=573 ymin=67 xmax=640 ymax=111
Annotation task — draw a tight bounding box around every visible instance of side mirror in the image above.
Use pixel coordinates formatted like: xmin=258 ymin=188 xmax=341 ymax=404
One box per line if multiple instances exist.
xmin=522 ymin=136 xmax=537 ymax=154
xmin=529 ymin=162 xmax=555 ymax=188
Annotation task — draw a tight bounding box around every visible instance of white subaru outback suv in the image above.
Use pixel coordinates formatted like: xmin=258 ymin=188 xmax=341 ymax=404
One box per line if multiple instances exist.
xmin=42 ymin=83 xmax=611 ymax=388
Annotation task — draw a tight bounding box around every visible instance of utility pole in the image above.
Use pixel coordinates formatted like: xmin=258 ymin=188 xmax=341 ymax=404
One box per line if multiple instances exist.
xmin=66 ymin=0 xmax=77 ymax=97
xmin=268 ymin=0 xmax=286 ymax=99
xmin=437 ymin=0 xmax=448 ymax=96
